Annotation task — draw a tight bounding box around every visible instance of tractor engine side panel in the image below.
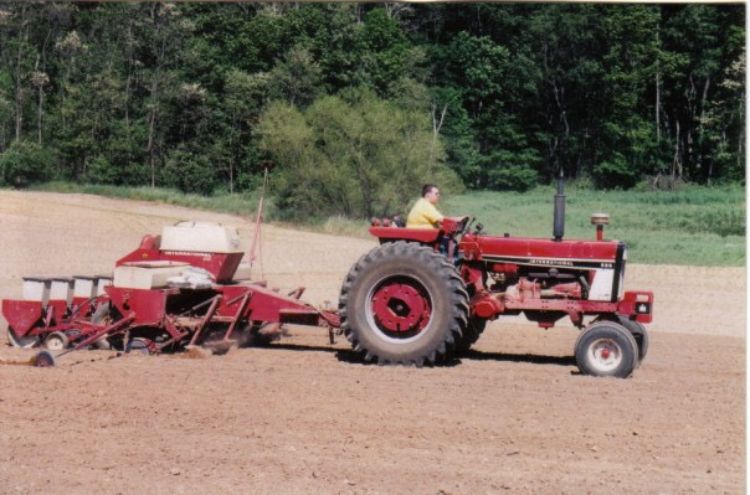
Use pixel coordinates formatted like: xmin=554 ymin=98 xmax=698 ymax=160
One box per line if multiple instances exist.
xmin=461 ymin=235 xmax=626 ymax=302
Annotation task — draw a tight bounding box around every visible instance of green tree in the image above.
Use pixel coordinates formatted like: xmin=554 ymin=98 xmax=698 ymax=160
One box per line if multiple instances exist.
xmin=267 ymin=46 xmax=324 ymax=106
xmin=257 ymin=89 xmax=462 ymax=219
xmin=0 ymin=139 xmax=55 ymax=187
xmin=0 ymin=3 xmax=743 ymax=197
xmin=217 ymin=69 xmax=268 ymax=193
xmin=162 ymin=145 xmax=216 ymax=195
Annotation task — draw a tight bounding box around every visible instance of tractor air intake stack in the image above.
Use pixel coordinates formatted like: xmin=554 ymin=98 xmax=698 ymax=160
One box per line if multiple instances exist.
xmin=553 ymin=169 xmax=565 ymax=241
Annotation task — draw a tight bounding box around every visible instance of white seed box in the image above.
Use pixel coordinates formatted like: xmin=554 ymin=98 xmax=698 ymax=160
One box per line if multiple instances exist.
xmin=113 ymin=261 xmax=189 ymax=290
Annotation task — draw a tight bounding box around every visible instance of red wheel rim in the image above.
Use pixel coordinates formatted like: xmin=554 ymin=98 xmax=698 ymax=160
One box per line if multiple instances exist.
xmin=367 ymin=275 xmax=432 ymax=340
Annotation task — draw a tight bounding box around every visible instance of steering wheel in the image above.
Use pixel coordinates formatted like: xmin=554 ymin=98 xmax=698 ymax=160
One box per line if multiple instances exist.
xmin=458 ymin=216 xmax=475 ymax=237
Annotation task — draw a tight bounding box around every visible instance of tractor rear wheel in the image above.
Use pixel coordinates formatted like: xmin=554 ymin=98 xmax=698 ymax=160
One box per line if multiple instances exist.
xmin=339 ymin=241 xmax=469 ymax=366
xmin=455 ymin=317 xmax=487 ymax=353
xmin=574 ymin=321 xmax=639 ymax=378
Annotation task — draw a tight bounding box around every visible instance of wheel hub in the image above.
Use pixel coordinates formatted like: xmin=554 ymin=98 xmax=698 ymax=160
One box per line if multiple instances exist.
xmin=370 ymin=280 xmax=431 ymax=334
xmin=45 ymin=336 xmax=66 ymax=351
xmin=588 ymin=338 xmax=622 ymax=372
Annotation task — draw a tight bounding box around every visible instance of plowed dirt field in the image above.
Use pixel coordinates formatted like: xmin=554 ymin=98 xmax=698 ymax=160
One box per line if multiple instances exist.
xmin=0 ymin=191 xmax=745 ymax=494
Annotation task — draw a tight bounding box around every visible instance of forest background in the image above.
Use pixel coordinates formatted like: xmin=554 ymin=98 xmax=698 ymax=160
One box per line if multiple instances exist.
xmin=0 ymin=3 xmax=745 ymax=262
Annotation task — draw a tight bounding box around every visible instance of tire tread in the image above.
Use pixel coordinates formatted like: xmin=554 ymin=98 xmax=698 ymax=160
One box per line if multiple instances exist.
xmin=339 ymin=241 xmax=468 ymax=366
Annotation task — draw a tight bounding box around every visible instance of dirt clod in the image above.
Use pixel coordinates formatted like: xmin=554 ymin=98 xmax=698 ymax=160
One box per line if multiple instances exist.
xmin=182 ymin=346 xmax=210 ymax=359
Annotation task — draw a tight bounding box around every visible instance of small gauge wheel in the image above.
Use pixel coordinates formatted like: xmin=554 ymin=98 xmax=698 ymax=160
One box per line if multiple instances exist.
xmin=33 ymin=351 xmax=56 ymax=368
xmin=125 ymin=337 xmax=151 ymax=355
xmin=44 ymin=332 xmax=69 ymax=351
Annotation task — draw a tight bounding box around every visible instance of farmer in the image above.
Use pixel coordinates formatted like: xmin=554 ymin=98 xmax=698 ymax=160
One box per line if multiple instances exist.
xmin=406 ymin=184 xmax=444 ymax=229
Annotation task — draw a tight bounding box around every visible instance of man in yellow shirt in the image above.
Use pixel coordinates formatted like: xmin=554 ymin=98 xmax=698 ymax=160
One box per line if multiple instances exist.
xmin=406 ymin=184 xmax=444 ymax=229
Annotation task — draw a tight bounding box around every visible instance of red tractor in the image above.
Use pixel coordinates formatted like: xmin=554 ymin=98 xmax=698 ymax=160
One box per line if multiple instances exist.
xmin=339 ymin=177 xmax=653 ymax=378
xmin=3 ymin=176 xmax=651 ymax=378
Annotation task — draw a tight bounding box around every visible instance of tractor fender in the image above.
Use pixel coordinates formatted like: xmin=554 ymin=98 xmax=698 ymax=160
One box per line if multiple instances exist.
xmin=369 ymin=226 xmax=441 ymax=244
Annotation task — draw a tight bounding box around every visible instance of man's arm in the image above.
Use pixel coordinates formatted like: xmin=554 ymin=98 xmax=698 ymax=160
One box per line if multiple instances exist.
xmin=423 ymin=202 xmax=444 ymax=226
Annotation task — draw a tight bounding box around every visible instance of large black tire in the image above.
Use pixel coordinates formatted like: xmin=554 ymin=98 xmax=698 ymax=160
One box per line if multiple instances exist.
xmin=339 ymin=241 xmax=469 ymax=366
xmin=617 ymin=316 xmax=649 ymax=364
xmin=454 ymin=317 xmax=487 ymax=354
xmin=574 ymin=321 xmax=639 ymax=378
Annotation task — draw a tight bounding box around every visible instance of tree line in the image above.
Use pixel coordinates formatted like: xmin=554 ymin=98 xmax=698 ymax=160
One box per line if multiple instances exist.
xmin=0 ymin=3 xmax=744 ymax=218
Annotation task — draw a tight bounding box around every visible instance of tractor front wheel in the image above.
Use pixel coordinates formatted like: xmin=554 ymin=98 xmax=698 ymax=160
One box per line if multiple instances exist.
xmin=574 ymin=321 xmax=639 ymax=378
xmin=339 ymin=241 xmax=469 ymax=366
xmin=617 ymin=316 xmax=649 ymax=364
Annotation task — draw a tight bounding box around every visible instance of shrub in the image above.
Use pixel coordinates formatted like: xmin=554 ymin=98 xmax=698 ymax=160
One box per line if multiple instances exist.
xmin=162 ymin=147 xmax=217 ymax=195
xmin=593 ymin=153 xmax=639 ymax=189
xmin=85 ymin=155 xmax=120 ymax=185
xmin=0 ymin=141 xmax=56 ymax=188
xmin=487 ymin=163 xmax=539 ymax=192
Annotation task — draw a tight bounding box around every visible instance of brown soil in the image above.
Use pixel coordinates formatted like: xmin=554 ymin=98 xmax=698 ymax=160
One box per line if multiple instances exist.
xmin=0 ymin=191 xmax=745 ymax=494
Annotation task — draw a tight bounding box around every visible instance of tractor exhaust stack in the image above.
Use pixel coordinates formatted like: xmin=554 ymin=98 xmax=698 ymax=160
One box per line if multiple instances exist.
xmin=553 ymin=169 xmax=565 ymax=241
